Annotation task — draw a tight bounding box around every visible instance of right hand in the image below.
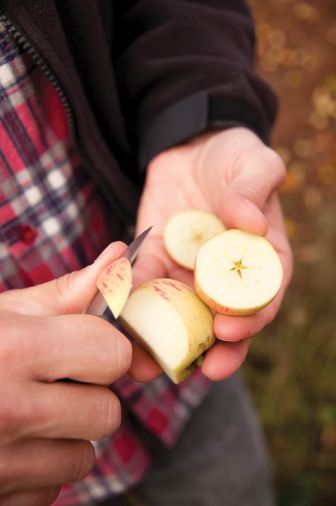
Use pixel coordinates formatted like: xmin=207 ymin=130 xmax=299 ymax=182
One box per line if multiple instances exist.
xmin=0 ymin=242 xmax=132 ymax=506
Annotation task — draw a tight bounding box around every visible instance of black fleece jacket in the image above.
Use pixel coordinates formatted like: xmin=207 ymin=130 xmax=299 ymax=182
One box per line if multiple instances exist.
xmin=0 ymin=0 xmax=277 ymax=224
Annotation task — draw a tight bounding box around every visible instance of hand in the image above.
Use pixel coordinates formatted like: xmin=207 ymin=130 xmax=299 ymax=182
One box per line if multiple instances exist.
xmin=0 ymin=242 xmax=132 ymax=506
xmin=130 ymin=127 xmax=293 ymax=381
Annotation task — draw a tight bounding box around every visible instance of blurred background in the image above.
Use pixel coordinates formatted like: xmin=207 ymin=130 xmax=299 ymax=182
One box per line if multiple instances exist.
xmin=244 ymin=1 xmax=336 ymax=505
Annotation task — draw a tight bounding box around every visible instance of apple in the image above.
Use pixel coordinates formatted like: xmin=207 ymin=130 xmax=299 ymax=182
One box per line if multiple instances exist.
xmin=120 ymin=279 xmax=215 ymax=383
xmin=164 ymin=209 xmax=225 ymax=270
xmin=195 ymin=229 xmax=283 ymax=316
xmin=96 ymin=257 xmax=132 ymax=318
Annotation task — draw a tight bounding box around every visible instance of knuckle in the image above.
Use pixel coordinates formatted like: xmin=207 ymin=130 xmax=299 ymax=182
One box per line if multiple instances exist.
xmin=264 ymin=148 xmax=287 ymax=186
xmin=243 ymin=180 xmax=264 ymax=203
xmin=0 ymin=316 xmax=24 ymax=365
xmin=110 ymin=334 xmax=132 ymax=380
xmin=52 ymin=272 xmax=80 ymax=313
xmin=95 ymin=390 xmax=121 ymax=439
xmin=0 ymin=455 xmax=12 ymax=493
xmin=0 ymin=314 xmax=43 ymax=379
xmin=0 ymin=401 xmax=20 ymax=445
xmin=71 ymin=442 xmax=95 ymax=482
xmin=91 ymin=320 xmax=132 ymax=384
xmin=0 ymin=338 xmax=13 ymax=368
xmin=53 ymin=273 xmax=72 ymax=300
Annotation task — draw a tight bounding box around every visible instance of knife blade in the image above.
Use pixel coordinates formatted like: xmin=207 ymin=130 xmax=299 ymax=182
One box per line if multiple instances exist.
xmin=86 ymin=226 xmax=152 ymax=316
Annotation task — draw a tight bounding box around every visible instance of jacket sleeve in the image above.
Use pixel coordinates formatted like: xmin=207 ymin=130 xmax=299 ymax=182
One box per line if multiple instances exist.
xmin=113 ymin=0 xmax=277 ymax=167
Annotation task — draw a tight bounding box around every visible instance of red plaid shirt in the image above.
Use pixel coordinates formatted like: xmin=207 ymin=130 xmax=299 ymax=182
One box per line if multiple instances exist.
xmin=0 ymin=16 xmax=210 ymax=505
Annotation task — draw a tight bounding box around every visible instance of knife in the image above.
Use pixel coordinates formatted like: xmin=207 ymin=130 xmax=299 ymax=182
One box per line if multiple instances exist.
xmin=86 ymin=226 xmax=152 ymax=316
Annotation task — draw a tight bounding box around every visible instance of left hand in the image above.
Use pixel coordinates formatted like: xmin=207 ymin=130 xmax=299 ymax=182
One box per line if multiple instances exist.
xmin=130 ymin=127 xmax=293 ymax=381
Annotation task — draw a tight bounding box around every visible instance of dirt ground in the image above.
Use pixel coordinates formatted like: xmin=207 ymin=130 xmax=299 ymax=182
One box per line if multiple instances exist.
xmin=245 ymin=1 xmax=336 ymax=505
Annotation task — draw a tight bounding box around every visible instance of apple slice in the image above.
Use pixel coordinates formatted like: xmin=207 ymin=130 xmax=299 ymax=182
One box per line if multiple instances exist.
xmin=164 ymin=209 xmax=225 ymax=270
xmin=97 ymin=257 xmax=132 ymax=318
xmin=120 ymin=279 xmax=215 ymax=383
xmin=195 ymin=229 xmax=283 ymax=316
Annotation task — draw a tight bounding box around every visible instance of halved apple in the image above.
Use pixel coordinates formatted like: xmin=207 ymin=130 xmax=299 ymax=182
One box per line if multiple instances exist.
xmin=120 ymin=279 xmax=215 ymax=383
xmin=96 ymin=257 xmax=132 ymax=318
xmin=164 ymin=209 xmax=225 ymax=270
xmin=195 ymin=229 xmax=283 ymax=316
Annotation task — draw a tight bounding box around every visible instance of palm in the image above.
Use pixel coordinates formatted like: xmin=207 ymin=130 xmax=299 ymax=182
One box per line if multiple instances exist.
xmin=131 ymin=128 xmax=293 ymax=381
xmin=134 ymin=145 xmax=214 ymax=287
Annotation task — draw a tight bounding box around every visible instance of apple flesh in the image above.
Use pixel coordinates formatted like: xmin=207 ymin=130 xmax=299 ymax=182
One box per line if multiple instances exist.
xmin=96 ymin=257 xmax=132 ymax=318
xmin=195 ymin=229 xmax=283 ymax=316
xmin=164 ymin=209 xmax=225 ymax=270
xmin=120 ymin=279 xmax=215 ymax=383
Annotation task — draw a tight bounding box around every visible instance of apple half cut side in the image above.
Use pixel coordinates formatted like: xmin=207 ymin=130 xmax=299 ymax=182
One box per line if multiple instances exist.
xmin=195 ymin=229 xmax=283 ymax=316
xmin=163 ymin=209 xmax=225 ymax=270
xmin=96 ymin=257 xmax=132 ymax=318
xmin=120 ymin=279 xmax=215 ymax=384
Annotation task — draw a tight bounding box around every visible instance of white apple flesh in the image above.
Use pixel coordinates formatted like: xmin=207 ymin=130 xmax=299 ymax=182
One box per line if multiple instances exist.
xmin=195 ymin=229 xmax=283 ymax=316
xmin=96 ymin=257 xmax=132 ymax=318
xmin=120 ymin=279 xmax=215 ymax=383
xmin=164 ymin=209 xmax=225 ymax=270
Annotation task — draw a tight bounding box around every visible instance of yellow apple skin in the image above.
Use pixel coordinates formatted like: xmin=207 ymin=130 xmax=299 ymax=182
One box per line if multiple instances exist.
xmin=97 ymin=257 xmax=132 ymax=318
xmin=120 ymin=279 xmax=215 ymax=383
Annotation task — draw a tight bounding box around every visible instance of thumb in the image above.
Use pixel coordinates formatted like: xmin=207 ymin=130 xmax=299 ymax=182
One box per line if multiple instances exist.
xmin=0 ymin=242 xmax=127 ymax=316
xmin=218 ymin=147 xmax=286 ymax=235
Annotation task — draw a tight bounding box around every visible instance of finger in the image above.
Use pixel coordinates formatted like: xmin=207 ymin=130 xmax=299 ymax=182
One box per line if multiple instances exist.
xmin=213 ymin=293 xmax=282 ymax=342
xmin=0 ymin=242 xmax=127 ymax=317
xmin=128 ymin=342 xmax=162 ymax=382
xmin=0 ymin=439 xmax=94 ymax=494
xmin=2 ymin=486 xmax=60 ymax=506
xmin=10 ymin=382 xmax=121 ymax=442
xmin=218 ymin=147 xmax=286 ymax=235
xmin=23 ymin=314 xmax=132 ymax=384
xmin=214 ymin=312 xmax=267 ymax=342
xmin=202 ymin=339 xmax=251 ymax=381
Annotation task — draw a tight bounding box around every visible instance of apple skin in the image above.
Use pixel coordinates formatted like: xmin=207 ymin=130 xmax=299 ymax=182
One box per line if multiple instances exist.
xmin=194 ymin=276 xmax=277 ymax=316
xmin=119 ymin=279 xmax=215 ymax=383
xmin=97 ymin=257 xmax=132 ymax=318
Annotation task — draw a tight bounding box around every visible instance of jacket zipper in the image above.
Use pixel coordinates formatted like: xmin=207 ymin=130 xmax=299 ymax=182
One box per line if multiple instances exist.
xmin=0 ymin=12 xmax=76 ymax=140
xmin=0 ymin=11 xmax=133 ymax=223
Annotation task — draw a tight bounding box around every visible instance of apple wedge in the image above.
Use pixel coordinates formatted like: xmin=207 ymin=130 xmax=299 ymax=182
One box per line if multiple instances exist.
xmin=195 ymin=229 xmax=283 ymax=316
xmin=120 ymin=279 xmax=215 ymax=383
xmin=96 ymin=257 xmax=132 ymax=318
xmin=164 ymin=209 xmax=225 ymax=270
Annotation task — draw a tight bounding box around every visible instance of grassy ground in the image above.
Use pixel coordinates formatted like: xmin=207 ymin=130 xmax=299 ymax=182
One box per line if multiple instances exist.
xmin=245 ymin=1 xmax=336 ymax=505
